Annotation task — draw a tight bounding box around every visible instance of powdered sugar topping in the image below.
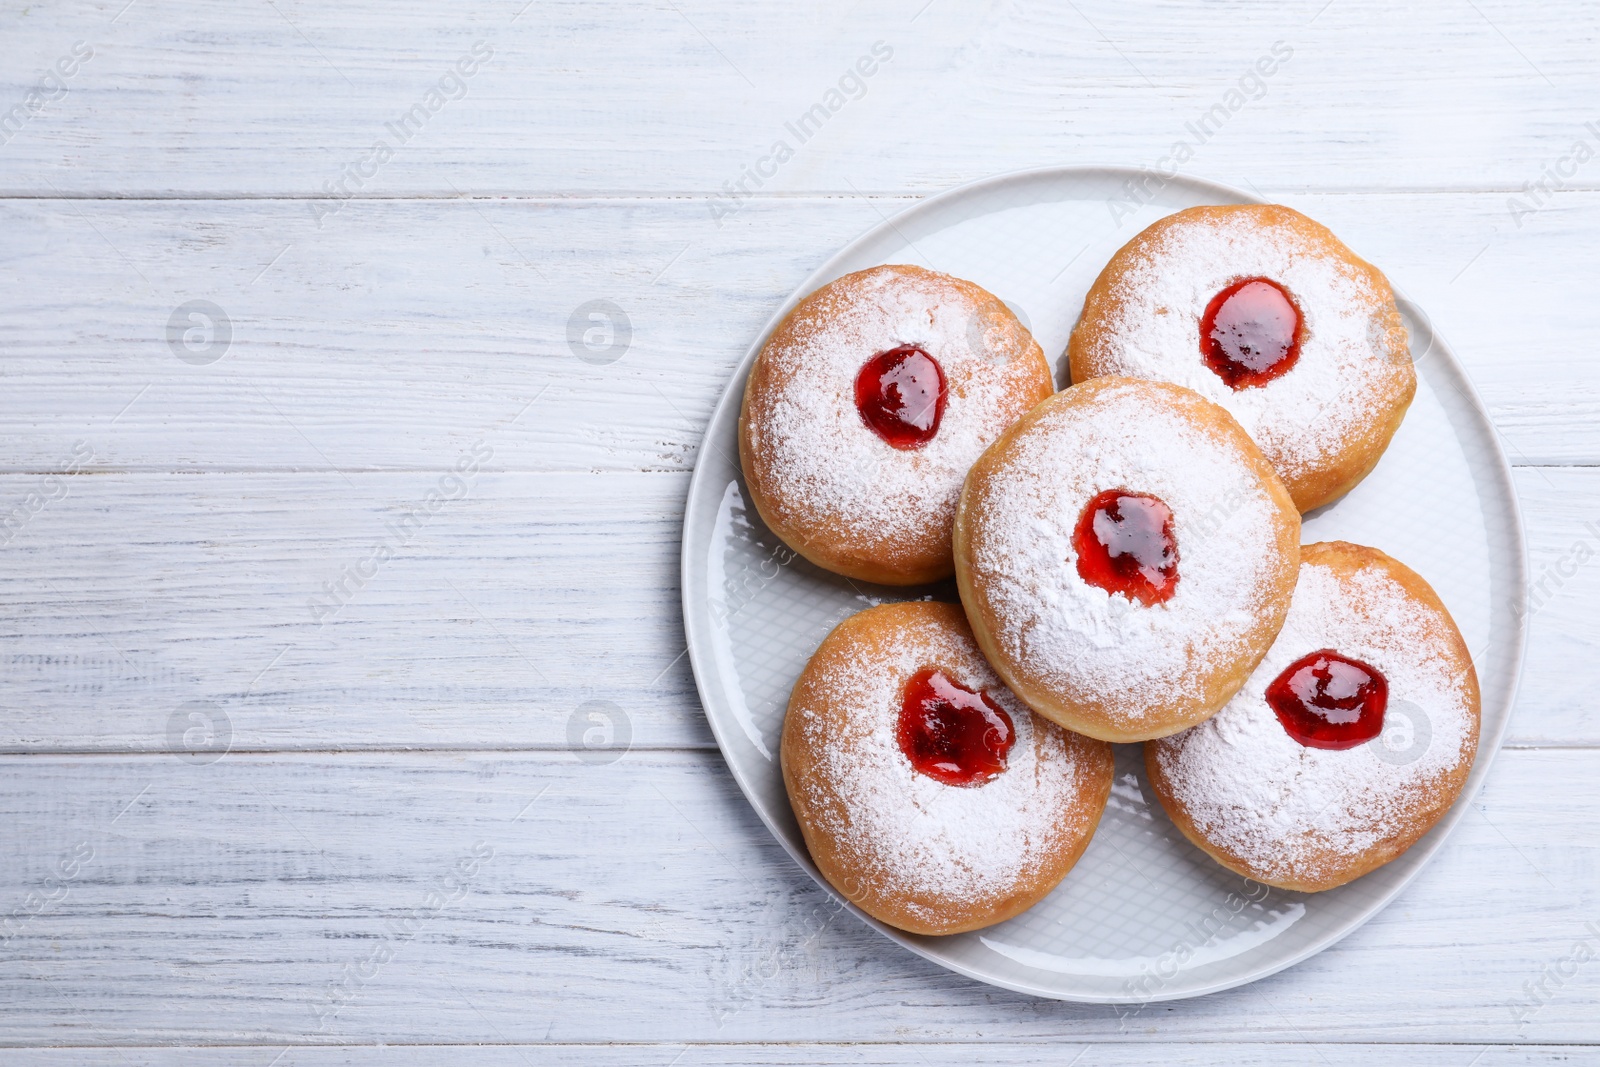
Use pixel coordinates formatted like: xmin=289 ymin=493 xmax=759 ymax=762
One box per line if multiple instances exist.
xmin=748 ymin=266 xmax=1043 ymax=546
xmin=791 ymin=612 xmax=1094 ymax=918
xmin=1151 ymin=558 xmax=1477 ymax=885
xmin=967 ymin=380 xmax=1291 ymax=728
xmin=1082 ymin=210 xmax=1405 ymax=481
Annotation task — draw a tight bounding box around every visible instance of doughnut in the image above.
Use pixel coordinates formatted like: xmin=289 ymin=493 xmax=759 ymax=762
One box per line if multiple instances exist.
xmin=781 ymin=601 xmax=1113 ymax=935
xmin=954 ymin=376 xmax=1301 ymax=743
xmin=1067 ymin=205 xmax=1415 ymax=513
xmin=740 ymin=264 xmax=1054 ymax=585
xmin=1146 ymin=541 xmax=1481 ymax=892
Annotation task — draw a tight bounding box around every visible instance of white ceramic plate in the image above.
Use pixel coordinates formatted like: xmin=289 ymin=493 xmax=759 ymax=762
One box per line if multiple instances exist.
xmin=679 ymin=166 xmax=1527 ymax=1003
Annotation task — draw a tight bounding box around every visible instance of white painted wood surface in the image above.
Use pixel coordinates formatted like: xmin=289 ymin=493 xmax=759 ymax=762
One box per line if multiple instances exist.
xmin=1 ymin=0 xmax=1596 ymax=1061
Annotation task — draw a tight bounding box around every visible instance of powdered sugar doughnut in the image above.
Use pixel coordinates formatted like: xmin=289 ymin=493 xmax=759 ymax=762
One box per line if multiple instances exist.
xmin=954 ymin=377 xmax=1301 ymax=743
xmin=741 ymin=264 xmax=1053 ymax=585
xmin=1068 ymin=205 xmax=1415 ymax=513
xmin=1147 ymin=541 xmax=1481 ymax=892
xmin=781 ymin=601 xmax=1113 ymax=936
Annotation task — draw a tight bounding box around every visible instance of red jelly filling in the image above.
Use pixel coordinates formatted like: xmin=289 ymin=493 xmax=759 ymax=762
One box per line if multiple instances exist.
xmin=1266 ymin=649 xmax=1388 ymax=750
xmin=854 ymin=346 xmax=947 ymax=449
xmin=1200 ymin=277 xmax=1302 ymax=388
xmin=1073 ymin=490 xmax=1180 ymax=606
xmin=897 ymin=667 xmax=1015 ymax=787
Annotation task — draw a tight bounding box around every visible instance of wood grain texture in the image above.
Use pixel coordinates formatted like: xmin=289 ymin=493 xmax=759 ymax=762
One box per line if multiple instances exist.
xmin=3 ymin=1047 xmax=1598 ymax=1066
xmin=0 ymin=192 xmax=1596 ymax=471
xmin=0 ymin=749 xmax=1594 ymax=1046
xmin=0 ymin=471 xmax=702 ymax=753
xmin=0 ymin=466 xmax=1591 ymax=753
xmin=0 ymin=0 xmax=1596 ymax=197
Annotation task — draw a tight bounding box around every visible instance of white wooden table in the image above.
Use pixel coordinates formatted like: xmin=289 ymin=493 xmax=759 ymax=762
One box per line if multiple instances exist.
xmin=1 ymin=1 xmax=1596 ymax=1062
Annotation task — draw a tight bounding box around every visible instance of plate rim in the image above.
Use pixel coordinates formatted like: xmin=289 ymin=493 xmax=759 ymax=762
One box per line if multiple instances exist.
xmin=679 ymin=164 xmax=1530 ymax=1003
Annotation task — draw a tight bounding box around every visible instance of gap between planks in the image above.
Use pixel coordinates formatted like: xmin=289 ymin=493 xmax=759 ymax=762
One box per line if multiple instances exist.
xmin=1 ymin=186 xmax=1600 ymax=200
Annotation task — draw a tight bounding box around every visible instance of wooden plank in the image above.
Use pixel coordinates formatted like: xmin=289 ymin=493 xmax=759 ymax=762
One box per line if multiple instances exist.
xmin=2 ymin=1044 xmax=1595 ymax=1065
xmin=0 ymin=196 xmax=878 ymax=476
xmin=0 ymin=748 xmax=1593 ymax=1045
xmin=0 ymin=1 xmax=1595 ymax=196
xmin=0 ymin=471 xmax=706 ymax=753
xmin=1514 ymin=467 xmax=1600 ymax=748
xmin=0 ymin=192 xmax=1596 ymax=473
xmin=0 ymin=465 xmax=1591 ymax=752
